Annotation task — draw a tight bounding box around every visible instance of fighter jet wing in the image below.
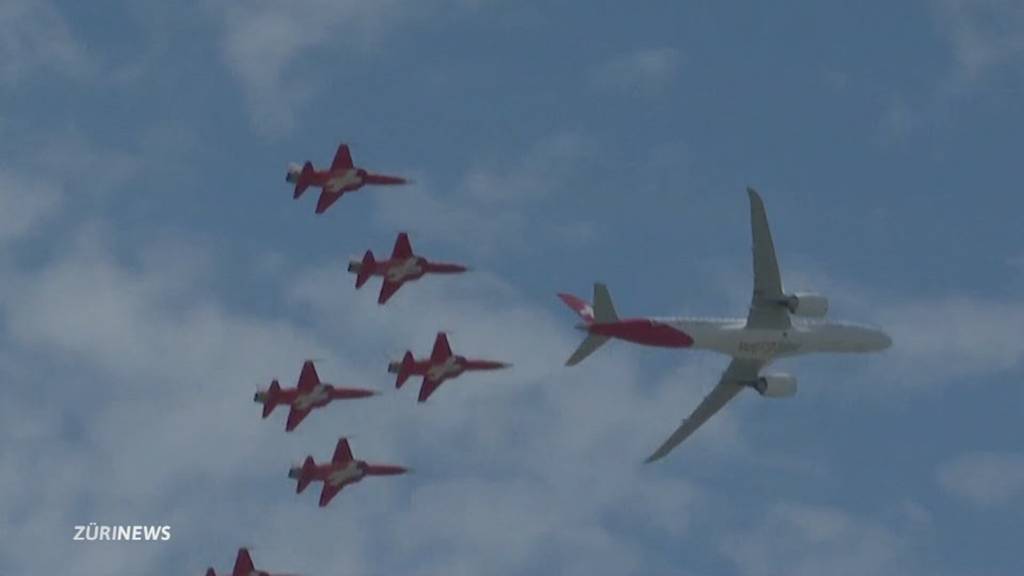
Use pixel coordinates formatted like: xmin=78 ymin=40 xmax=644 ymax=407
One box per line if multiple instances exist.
xmin=645 ymin=358 xmax=762 ymax=463
xmin=285 ymin=406 xmax=312 ymax=432
xmin=297 ymin=361 xmax=320 ymax=392
xmin=319 ymin=482 xmax=343 ymax=507
xmin=746 ymin=188 xmax=791 ymax=330
xmin=332 ymin=438 xmax=354 ymax=464
xmin=330 ymin=144 xmax=354 ymax=171
xmin=391 ymin=232 xmax=413 ymax=259
xmin=430 ymin=333 xmax=453 ymax=362
xmin=378 ymin=279 xmax=404 ymax=304
xmin=233 ymin=548 xmax=256 ymax=576
xmin=418 ymin=376 xmax=443 ymax=403
xmin=315 ymin=190 xmax=343 ymax=214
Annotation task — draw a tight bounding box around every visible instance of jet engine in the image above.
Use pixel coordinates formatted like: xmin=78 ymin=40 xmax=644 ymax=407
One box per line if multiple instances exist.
xmin=753 ymin=374 xmax=797 ymax=398
xmin=785 ymin=292 xmax=829 ymax=318
xmin=286 ymin=163 xmax=302 ymax=183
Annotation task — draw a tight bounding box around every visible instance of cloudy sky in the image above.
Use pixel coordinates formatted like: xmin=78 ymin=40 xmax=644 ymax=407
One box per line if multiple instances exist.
xmin=1 ymin=1 xmax=1022 ymax=574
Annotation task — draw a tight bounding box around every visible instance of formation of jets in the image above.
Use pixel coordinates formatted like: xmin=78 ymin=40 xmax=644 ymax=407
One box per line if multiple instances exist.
xmin=205 ymin=145 xmax=891 ymax=572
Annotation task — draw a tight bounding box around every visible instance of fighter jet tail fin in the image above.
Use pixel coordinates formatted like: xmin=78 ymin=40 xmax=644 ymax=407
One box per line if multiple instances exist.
xmin=205 ymin=569 xmax=216 ymax=576
xmin=293 ymin=161 xmax=315 ymax=199
xmin=591 ymin=283 xmax=619 ymax=322
xmin=566 ymin=333 xmax=611 ymax=366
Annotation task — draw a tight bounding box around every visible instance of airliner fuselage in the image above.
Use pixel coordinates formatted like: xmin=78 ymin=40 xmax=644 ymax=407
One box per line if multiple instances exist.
xmin=584 ymin=316 xmax=890 ymax=362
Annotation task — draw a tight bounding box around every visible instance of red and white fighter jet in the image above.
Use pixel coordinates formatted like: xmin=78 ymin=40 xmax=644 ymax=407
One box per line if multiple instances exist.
xmin=388 ymin=332 xmax=510 ymax=402
xmin=348 ymin=232 xmax=468 ymax=304
xmin=255 ymin=361 xmax=376 ymax=432
xmin=205 ymin=548 xmax=296 ymax=576
xmin=286 ymin=143 xmax=409 ymax=214
xmin=289 ymin=437 xmax=408 ymax=508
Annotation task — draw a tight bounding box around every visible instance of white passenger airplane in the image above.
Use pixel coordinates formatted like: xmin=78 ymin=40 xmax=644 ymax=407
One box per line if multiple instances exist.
xmin=558 ymin=188 xmax=892 ymax=462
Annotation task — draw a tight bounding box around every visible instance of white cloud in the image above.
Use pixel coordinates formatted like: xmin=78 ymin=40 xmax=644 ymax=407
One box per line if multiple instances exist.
xmin=0 ymin=131 xmax=142 ymax=251
xmin=876 ymin=297 xmax=1024 ymax=385
xmin=0 ymin=170 xmax=62 ymax=245
xmin=0 ymin=0 xmax=90 ymax=86
xmin=591 ymin=48 xmax=681 ymax=94
xmin=937 ymin=451 xmax=1024 ymax=507
xmin=215 ymin=0 xmax=430 ymax=133
xmin=776 ymin=268 xmax=1024 ymax=389
xmin=0 ymin=220 xmax=728 ymax=574
xmin=374 ymin=131 xmax=598 ymax=254
xmin=877 ymin=1 xmax=1024 ymax=139
xmin=722 ymin=502 xmax=916 ymax=576
xmin=936 ymin=0 xmax=1024 ymax=87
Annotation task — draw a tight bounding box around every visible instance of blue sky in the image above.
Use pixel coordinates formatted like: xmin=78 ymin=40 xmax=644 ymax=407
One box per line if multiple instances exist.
xmin=1 ymin=1 xmax=1022 ymax=574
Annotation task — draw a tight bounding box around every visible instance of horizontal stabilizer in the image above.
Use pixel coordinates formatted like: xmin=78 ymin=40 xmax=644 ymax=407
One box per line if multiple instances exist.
xmin=294 ymin=161 xmax=315 ymax=199
xmin=394 ymin=351 xmax=415 ymax=388
xmin=566 ymin=333 xmax=610 ymax=366
xmin=261 ymin=380 xmax=282 ymax=418
xmin=295 ymin=456 xmax=316 ymax=494
xmin=355 ymin=250 xmax=375 ymax=288
xmin=557 ymin=293 xmax=595 ymax=323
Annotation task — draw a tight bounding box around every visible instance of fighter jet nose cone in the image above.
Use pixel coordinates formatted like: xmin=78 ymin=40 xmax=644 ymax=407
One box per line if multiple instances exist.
xmin=879 ymin=332 xmax=893 ymax=350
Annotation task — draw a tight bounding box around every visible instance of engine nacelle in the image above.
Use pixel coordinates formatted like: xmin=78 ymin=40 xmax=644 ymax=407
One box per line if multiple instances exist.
xmin=785 ymin=292 xmax=829 ymax=318
xmin=754 ymin=374 xmax=797 ymax=398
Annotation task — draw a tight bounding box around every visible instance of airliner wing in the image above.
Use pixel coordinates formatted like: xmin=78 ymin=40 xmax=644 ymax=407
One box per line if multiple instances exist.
xmin=645 ymin=358 xmax=761 ymax=463
xmin=746 ymin=188 xmax=790 ymax=330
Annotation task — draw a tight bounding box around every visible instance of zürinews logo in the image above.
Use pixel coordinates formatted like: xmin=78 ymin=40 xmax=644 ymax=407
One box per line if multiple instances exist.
xmin=73 ymin=524 xmax=172 ymax=542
